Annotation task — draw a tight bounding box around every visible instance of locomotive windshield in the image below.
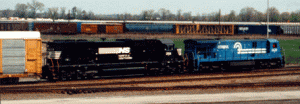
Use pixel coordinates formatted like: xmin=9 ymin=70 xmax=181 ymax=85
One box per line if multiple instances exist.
xmin=165 ymin=44 xmax=174 ymax=51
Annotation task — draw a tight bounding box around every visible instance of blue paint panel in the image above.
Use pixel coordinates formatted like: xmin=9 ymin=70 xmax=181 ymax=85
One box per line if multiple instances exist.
xmin=76 ymin=22 xmax=82 ymax=33
xmin=28 ymin=22 xmax=34 ymax=31
xmin=125 ymin=23 xmax=174 ymax=33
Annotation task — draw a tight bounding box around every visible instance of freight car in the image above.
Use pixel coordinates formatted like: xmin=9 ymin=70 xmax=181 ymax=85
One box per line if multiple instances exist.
xmin=1 ymin=20 xmax=288 ymax=35
xmin=0 ymin=31 xmax=42 ymax=84
xmin=81 ymin=23 xmax=124 ymax=34
xmin=0 ymin=21 xmax=29 ymax=31
xmin=33 ymin=22 xmax=77 ymax=34
xmin=235 ymin=25 xmax=283 ymax=35
xmin=42 ymin=39 xmax=184 ymax=81
xmin=125 ymin=23 xmax=174 ymax=33
xmin=183 ymin=39 xmax=285 ymax=72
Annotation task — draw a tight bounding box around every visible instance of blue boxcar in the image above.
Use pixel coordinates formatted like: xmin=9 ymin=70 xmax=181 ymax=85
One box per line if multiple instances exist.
xmin=184 ymin=39 xmax=284 ymax=71
xmin=76 ymin=22 xmax=82 ymax=33
xmin=235 ymin=25 xmax=280 ymax=34
xmin=125 ymin=23 xmax=174 ymax=33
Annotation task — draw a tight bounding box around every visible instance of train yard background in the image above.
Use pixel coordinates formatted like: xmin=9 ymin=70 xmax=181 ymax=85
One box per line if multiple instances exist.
xmin=1 ymin=0 xmax=300 ymax=103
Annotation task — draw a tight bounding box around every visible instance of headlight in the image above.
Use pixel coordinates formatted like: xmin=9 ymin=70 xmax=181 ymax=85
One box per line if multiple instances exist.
xmin=47 ymin=51 xmax=62 ymax=59
xmin=166 ymin=52 xmax=172 ymax=56
xmin=65 ymin=58 xmax=70 ymax=61
xmin=177 ymin=49 xmax=182 ymax=56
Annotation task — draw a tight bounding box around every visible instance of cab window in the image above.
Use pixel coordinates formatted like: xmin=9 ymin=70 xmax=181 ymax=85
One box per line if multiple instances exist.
xmin=273 ymin=43 xmax=277 ymax=48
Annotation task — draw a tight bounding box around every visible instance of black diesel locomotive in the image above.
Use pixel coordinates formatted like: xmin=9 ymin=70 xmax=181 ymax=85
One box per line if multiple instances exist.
xmin=43 ymin=39 xmax=184 ymax=80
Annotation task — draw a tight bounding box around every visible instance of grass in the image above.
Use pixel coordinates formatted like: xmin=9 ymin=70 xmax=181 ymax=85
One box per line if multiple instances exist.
xmin=278 ymin=39 xmax=300 ymax=64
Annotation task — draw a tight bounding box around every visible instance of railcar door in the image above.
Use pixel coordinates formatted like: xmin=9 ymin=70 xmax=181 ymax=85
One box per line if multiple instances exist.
xmin=225 ymin=41 xmax=234 ymax=61
xmin=232 ymin=41 xmax=242 ymax=61
xmin=217 ymin=42 xmax=227 ymax=61
xmin=240 ymin=41 xmax=250 ymax=60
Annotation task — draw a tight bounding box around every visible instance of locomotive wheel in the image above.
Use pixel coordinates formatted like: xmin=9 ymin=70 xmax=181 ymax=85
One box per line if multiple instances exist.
xmin=209 ymin=66 xmax=214 ymax=72
xmin=249 ymin=66 xmax=255 ymax=70
xmin=177 ymin=66 xmax=185 ymax=74
xmin=267 ymin=61 xmax=272 ymax=68
xmin=220 ymin=65 xmax=226 ymax=72
xmin=66 ymin=70 xmax=76 ymax=81
xmin=60 ymin=70 xmax=67 ymax=81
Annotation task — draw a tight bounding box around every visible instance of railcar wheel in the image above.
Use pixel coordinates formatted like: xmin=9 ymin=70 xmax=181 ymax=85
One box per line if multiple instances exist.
xmin=12 ymin=78 xmax=19 ymax=84
xmin=0 ymin=78 xmax=8 ymax=84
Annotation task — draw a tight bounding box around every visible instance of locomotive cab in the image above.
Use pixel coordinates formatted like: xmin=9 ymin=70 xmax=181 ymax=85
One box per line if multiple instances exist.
xmin=266 ymin=39 xmax=285 ymax=67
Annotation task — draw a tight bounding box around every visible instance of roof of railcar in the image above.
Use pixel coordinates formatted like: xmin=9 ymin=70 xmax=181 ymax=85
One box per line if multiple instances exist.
xmin=0 ymin=31 xmax=40 ymax=39
xmin=184 ymin=39 xmax=279 ymax=44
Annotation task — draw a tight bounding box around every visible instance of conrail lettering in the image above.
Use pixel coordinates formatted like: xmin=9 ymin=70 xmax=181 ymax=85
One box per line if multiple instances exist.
xmin=234 ymin=42 xmax=267 ymax=54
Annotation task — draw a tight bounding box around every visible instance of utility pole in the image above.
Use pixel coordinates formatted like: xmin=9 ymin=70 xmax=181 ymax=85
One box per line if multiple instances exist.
xmin=219 ymin=9 xmax=221 ymax=25
xmin=267 ymin=0 xmax=269 ymax=38
xmin=218 ymin=9 xmax=221 ymax=39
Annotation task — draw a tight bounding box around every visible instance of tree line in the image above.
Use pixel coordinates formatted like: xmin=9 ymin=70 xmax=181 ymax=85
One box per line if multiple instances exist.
xmin=1 ymin=0 xmax=300 ymax=22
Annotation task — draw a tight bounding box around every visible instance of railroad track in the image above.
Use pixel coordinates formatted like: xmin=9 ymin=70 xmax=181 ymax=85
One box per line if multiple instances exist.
xmin=1 ymin=67 xmax=300 ymax=95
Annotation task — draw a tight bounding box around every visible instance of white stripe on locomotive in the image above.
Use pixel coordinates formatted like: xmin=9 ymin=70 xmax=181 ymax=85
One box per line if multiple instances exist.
xmin=98 ymin=47 xmax=130 ymax=54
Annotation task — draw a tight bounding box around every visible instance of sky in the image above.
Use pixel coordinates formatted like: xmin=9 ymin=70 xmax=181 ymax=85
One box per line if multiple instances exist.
xmin=1 ymin=0 xmax=300 ymax=16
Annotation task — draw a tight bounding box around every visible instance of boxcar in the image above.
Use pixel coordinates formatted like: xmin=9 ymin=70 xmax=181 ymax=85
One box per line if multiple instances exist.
xmin=175 ymin=24 xmax=234 ymax=35
xmin=184 ymin=39 xmax=284 ymax=72
xmin=34 ymin=22 xmax=77 ymax=34
xmin=0 ymin=21 xmax=29 ymax=31
xmin=280 ymin=25 xmax=300 ymax=35
xmin=0 ymin=31 xmax=42 ymax=84
xmin=125 ymin=23 xmax=174 ymax=33
xmin=81 ymin=23 xmax=124 ymax=34
xmin=235 ymin=25 xmax=281 ymax=35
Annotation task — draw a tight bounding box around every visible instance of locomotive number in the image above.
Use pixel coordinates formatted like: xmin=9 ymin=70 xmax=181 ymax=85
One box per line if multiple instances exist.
xmin=272 ymin=48 xmax=278 ymax=53
xmin=118 ymin=54 xmax=132 ymax=60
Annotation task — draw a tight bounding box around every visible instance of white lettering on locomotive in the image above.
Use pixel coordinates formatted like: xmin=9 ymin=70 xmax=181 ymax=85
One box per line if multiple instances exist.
xmin=272 ymin=48 xmax=278 ymax=53
xmin=217 ymin=45 xmax=229 ymax=49
xmin=98 ymin=47 xmax=130 ymax=54
xmin=118 ymin=54 xmax=133 ymax=60
xmin=47 ymin=51 xmax=62 ymax=59
xmin=233 ymin=42 xmax=267 ymax=54
xmin=239 ymin=27 xmax=249 ymax=31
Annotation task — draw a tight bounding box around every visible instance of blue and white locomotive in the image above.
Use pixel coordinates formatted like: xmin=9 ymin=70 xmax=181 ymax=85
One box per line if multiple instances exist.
xmin=184 ymin=39 xmax=285 ymax=72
